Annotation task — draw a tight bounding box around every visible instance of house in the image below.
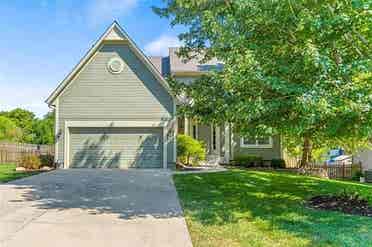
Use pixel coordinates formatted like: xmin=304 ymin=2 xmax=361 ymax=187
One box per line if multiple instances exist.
xmin=152 ymin=48 xmax=282 ymax=165
xmin=46 ymin=21 xmax=282 ymax=169
xmin=354 ymin=149 xmax=372 ymax=171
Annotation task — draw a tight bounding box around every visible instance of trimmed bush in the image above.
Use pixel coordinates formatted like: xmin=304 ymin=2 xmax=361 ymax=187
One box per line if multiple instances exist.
xmin=233 ymin=154 xmax=262 ymax=167
xmin=18 ymin=153 xmax=41 ymax=170
xmin=177 ymin=134 xmax=206 ymax=166
xmin=352 ymin=171 xmax=364 ymax=181
xmin=39 ymin=154 xmax=55 ymax=167
xmin=271 ymin=158 xmax=286 ymax=169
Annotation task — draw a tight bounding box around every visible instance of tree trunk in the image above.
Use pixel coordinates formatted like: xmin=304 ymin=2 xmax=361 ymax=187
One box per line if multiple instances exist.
xmin=308 ymin=146 xmax=313 ymax=164
xmin=300 ymin=136 xmax=311 ymax=167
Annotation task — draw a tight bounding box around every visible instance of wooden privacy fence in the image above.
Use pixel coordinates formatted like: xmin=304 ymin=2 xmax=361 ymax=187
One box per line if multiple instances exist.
xmin=0 ymin=142 xmax=54 ymax=164
xmin=284 ymin=156 xmax=301 ymax=169
xmin=326 ymin=163 xmax=361 ymax=179
xmin=300 ymin=163 xmax=362 ymax=179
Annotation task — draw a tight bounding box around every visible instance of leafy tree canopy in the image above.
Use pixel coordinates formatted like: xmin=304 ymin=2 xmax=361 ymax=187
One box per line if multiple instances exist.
xmin=0 ymin=109 xmax=54 ymax=145
xmin=32 ymin=111 xmax=55 ymax=145
xmin=0 ymin=108 xmax=35 ymax=143
xmin=0 ymin=116 xmax=22 ymax=142
xmin=155 ymin=0 xmax=372 ymax=165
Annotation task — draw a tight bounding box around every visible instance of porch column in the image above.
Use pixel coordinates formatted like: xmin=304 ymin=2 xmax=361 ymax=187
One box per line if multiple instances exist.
xmin=184 ymin=117 xmax=189 ymax=136
xmin=224 ymin=123 xmax=230 ymax=163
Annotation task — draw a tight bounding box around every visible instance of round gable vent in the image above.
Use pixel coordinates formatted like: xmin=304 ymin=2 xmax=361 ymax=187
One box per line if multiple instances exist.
xmin=107 ymin=57 xmax=124 ymax=74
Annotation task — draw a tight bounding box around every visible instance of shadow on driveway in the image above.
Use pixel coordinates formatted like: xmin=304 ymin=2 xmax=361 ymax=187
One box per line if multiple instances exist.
xmin=3 ymin=169 xmax=183 ymax=220
xmin=0 ymin=169 xmax=192 ymax=247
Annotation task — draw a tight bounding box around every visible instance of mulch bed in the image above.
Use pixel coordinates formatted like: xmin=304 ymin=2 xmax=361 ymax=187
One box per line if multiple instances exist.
xmin=308 ymin=194 xmax=372 ymax=217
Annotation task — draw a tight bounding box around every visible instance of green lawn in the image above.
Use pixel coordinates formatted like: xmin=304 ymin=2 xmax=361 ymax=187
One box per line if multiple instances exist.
xmin=0 ymin=163 xmax=41 ymax=183
xmin=174 ymin=169 xmax=372 ymax=247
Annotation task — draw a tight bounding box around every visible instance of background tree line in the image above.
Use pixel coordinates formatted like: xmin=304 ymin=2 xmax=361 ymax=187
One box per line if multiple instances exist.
xmin=0 ymin=108 xmax=54 ymax=145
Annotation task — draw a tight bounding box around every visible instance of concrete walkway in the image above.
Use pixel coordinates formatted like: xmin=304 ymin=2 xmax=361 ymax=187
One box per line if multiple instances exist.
xmin=0 ymin=169 xmax=192 ymax=247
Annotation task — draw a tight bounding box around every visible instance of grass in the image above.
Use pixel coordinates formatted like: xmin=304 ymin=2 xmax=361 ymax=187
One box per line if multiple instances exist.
xmin=0 ymin=163 xmax=41 ymax=183
xmin=173 ymin=169 xmax=372 ymax=247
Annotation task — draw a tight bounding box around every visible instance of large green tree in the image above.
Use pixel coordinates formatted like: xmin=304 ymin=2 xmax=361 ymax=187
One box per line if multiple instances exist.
xmin=0 ymin=108 xmax=36 ymax=143
xmin=0 ymin=116 xmax=22 ymax=142
xmin=32 ymin=111 xmax=55 ymax=145
xmin=0 ymin=109 xmax=55 ymax=145
xmin=154 ymin=0 xmax=372 ymax=165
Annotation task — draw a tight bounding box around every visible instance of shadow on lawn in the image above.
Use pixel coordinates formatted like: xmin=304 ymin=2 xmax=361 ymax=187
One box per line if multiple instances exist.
xmin=175 ymin=170 xmax=372 ymax=246
xmin=2 ymin=169 xmax=183 ymax=220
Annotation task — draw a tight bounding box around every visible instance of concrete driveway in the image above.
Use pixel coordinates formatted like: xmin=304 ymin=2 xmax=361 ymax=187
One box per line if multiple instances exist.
xmin=0 ymin=169 xmax=192 ymax=247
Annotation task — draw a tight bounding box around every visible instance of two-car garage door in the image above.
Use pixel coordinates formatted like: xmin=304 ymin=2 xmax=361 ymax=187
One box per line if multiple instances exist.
xmin=69 ymin=127 xmax=163 ymax=168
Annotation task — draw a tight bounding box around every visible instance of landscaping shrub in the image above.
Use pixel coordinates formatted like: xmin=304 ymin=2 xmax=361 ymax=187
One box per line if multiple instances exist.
xmin=352 ymin=171 xmax=364 ymax=181
xmin=233 ymin=154 xmax=262 ymax=167
xmin=39 ymin=154 xmax=55 ymax=167
xmin=18 ymin=153 xmax=41 ymax=170
xmin=177 ymin=134 xmax=206 ymax=166
xmin=271 ymin=158 xmax=286 ymax=169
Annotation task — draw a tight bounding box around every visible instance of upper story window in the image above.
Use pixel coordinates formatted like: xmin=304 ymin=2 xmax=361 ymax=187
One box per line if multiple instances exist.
xmin=240 ymin=136 xmax=272 ymax=148
xmin=197 ymin=63 xmax=224 ymax=72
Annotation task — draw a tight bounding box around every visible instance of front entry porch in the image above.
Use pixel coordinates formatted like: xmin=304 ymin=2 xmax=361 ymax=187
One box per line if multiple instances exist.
xmin=177 ymin=117 xmax=230 ymax=165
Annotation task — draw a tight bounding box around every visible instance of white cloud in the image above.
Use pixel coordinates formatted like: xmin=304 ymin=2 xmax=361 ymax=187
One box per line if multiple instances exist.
xmin=87 ymin=0 xmax=138 ymax=25
xmin=0 ymin=82 xmax=51 ymax=118
xmin=144 ymin=35 xmax=182 ymax=56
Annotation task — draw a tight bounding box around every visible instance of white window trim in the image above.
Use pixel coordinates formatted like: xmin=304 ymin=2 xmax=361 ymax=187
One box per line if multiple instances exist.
xmin=63 ymin=120 xmax=170 ymax=169
xmin=240 ymin=136 xmax=273 ymax=148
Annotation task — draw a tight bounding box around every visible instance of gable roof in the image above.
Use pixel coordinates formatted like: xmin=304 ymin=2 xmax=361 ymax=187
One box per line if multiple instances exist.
xmin=148 ymin=56 xmax=171 ymax=77
xmin=148 ymin=56 xmax=163 ymax=74
xmin=169 ymin=47 xmax=223 ymax=76
xmin=45 ymin=21 xmax=174 ymax=106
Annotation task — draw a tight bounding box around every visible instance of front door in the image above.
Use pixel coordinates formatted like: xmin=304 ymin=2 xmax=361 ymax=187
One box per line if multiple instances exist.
xmin=196 ymin=124 xmax=220 ymax=156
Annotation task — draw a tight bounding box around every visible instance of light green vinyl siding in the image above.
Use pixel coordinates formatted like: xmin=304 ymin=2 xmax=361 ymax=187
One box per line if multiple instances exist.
xmin=56 ymin=43 xmax=175 ymax=166
xmin=198 ymin=124 xmax=211 ymax=153
xmin=233 ymin=134 xmax=282 ymax=160
xmin=69 ymin=127 xmax=162 ymax=168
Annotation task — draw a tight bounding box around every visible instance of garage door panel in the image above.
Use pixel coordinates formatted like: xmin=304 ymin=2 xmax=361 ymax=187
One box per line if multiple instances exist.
xmin=69 ymin=127 xmax=163 ymax=168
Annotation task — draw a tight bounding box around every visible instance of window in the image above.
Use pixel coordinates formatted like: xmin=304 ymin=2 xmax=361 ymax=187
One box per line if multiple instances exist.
xmin=212 ymin=126 xmax=217 ymax=150
xmin=192 ymin=125 xmax=198 ymax=139
xmin=107 ymin=57 xmax=124 ymax=74
xmin=178 ymin=117 xmax=185 ymax=134
xmin=241 ymin=136 xmax=272 ymax=148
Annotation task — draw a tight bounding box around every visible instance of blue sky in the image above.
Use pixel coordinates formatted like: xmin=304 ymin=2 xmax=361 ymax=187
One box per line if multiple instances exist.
xmin=0 ymin=0 xmax=184 ymax=118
